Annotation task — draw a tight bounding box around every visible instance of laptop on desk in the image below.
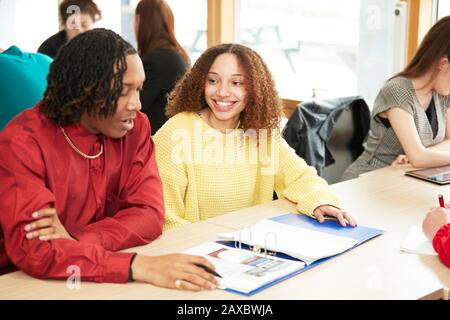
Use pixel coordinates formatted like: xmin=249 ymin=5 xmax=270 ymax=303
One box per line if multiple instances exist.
xmin=405 ymin=165 xmax=450 ymax=185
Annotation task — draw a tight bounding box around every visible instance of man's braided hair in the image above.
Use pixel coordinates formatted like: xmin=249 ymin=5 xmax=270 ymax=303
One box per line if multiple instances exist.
xmin=40 ymin=28 xmax=137 ymax=126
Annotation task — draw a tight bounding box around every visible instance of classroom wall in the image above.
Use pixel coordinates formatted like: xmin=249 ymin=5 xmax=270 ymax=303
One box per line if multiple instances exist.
xmin=0 ymin=0 xmax=59 ymax=51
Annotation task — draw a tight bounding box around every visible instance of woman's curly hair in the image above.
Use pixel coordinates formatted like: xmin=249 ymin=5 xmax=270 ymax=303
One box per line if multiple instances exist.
xmin=166 ymin=43 xmax=282 ymax=134
xmin=40 ymin=28 xmax=137 ymax=126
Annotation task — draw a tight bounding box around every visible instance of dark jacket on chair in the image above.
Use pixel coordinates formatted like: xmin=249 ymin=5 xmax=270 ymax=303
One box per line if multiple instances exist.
xmin=283 ymin=96 xmax=370 ymax=183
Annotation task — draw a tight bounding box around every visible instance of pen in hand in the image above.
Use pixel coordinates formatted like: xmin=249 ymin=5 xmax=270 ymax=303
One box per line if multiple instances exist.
xmin=438 ymin=194 xmax=445 ymax=208
xmin=195 ymin=263 xmax=222 ymax=278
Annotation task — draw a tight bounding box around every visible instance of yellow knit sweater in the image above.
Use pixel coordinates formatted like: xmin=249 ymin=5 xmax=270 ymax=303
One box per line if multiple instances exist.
xmin=153 ymin=112 xmax=340 ymax=230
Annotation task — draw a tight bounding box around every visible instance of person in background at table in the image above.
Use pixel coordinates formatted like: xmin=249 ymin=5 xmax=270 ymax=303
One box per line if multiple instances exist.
xmin=153 ymin=43 xmax=356 ymax=230
xmin=342 ymin=16 xmax=450 ymax=180
xmin=0 ymin=29 xmax=217 ymax=292
xmin=423 ymin=207 xmax=450 ymax=268
xmin=134 ymin=0 xmax=190 ymax=135
xmin=38 ymin=0 xmax=101 ymax=58
xmin=0 ymin=45 xmax=52 ymax=130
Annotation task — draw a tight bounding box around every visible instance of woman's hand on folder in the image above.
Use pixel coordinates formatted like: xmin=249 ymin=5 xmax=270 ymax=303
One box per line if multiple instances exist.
xmin=130 ymin=254 xmax=219 ymax=291
xmin=313 ymin=205 xmax=356 ymax=227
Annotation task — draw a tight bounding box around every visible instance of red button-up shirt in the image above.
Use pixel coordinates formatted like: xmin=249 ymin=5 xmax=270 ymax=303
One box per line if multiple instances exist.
xmin=0 ymin=104 xmax=164 ymax=282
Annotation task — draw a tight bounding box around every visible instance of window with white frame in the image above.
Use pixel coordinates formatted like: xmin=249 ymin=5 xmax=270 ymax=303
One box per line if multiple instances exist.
xmin=166 ymin=0 xmax=207 ymax=62
xmin=235 ymin=0 xmax=407 ymax=105
xmin=0 ymin=0 xmax=59 ymax=52
xmin=436 ymin=0 xmax=450 ymax=20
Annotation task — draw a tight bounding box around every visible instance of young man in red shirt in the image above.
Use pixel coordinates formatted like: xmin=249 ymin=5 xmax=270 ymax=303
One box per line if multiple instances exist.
xmin=0 ymin=29 xmax=217 ymax=291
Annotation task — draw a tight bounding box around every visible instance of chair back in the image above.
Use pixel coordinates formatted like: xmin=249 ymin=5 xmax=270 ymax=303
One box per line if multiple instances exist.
xmin=283 ymin=96 xmax=370 ymax=184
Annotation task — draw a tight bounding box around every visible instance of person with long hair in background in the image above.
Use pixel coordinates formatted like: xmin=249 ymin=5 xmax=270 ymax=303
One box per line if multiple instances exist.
xmin=343 ymin=16 xmax=450 ymax=180
xmin=135 ymin=0 xmax=190 ymax=134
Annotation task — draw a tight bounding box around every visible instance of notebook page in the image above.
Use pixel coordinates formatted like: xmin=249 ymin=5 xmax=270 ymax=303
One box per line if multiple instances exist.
xmin=184 ymin=242 xmax=305 ymax=294
xmin=400 ymin=226 xmax=437 ymax=255
xmin=217 ymin=219 xmax=358 ymax=264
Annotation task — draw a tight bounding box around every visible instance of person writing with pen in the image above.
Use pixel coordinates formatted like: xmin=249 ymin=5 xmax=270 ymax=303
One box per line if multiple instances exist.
xmin=422 ymin=195 xmax=450 ymax=268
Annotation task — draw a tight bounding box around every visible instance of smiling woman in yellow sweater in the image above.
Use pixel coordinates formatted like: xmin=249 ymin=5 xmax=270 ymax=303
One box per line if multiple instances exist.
xmin=153 ymin=43 xmax=356 ymax=230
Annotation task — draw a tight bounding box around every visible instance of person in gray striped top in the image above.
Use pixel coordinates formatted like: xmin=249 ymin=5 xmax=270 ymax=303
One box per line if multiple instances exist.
xmin=343 ymin=16 xmax=450 ymax=180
